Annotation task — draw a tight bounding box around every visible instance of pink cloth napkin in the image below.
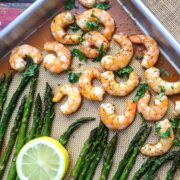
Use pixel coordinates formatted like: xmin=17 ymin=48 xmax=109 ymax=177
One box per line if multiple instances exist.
xmin=0 ymin=8 xmax=23 ymax=30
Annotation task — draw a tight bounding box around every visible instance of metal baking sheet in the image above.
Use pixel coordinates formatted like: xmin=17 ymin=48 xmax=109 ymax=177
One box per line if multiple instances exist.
xmin=0 ymin=0 xmax=179 ymax=179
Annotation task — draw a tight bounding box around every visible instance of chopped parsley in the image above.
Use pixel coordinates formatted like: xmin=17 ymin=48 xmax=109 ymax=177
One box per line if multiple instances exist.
xmin=64 ymin=0 xmax=76 ymax=10
xmin=170 ymin=117 xmax=180 ymax=133
xmin=86 ymin=21 xmax=100 ymax=31
xmin=116 ymin=66 xmax=133 ymax=78
xmin=160 ymin=68 xmax=169 ymax=76
xmin=155 ymin=122 xmax=171 ymax=138
xmin=93 ymin=44 xmax=106 ymax=62
xmin=132 ymin=83 xmax=149 ymax=102
xmin=69 ymin=23 xmax=80 ymax=32
xmin=135 ymin=55 xmax=143 ymax=60
xmin=79 ymin=36 xmax=85 ymax=44
xmin=71 ymin=48 xmax=87 ymax=62
xmin=94 ymin=2 xmax=112 ymax=10
xmin=159 ymin=85 xmax=166 ymax=98
xmin=173 ymin=137 xmax=180 ymax=146
xmin=67 ymin=71 xmax=81 ymax=83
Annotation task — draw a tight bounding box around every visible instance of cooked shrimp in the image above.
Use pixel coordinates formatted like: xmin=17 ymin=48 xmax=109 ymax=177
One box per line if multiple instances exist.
xmin=145 ymin=67 xmax=180 ymax=95
xmin=79 ymin=0 xmax=108 ymax=8
xmin=101 ymin=70 xmax=140 ymax=96
xmin=138 ymin=91 xmax=168 ymax=121
xmin=43 ymin=42 xmax=71 ymax=74
xmin=129 ymin=34 xmax=159 ymax=68
xmin=51 ymin=12 xmax=81 ymax=44
xmin=78 ymin=68 xmax=105 ymax=101
xmin=141 ymin=119 xmax=174 ymax=156
xmin=173 ymin=101 xmax=180 ymax=117
xmin=76 ymin=8 xmax=115 ymax=40
xmin=80 ymin=31 xmax=109 ymax=58
xmin=9 ymin=44 xmax=42 ymax=72
xmin=99 ymin=100 xmax=137 ymax=130
xmin=53 ymin=84 xmax=82 ymax=115
xmin=101 ymin=34 xmax=133 ymax=71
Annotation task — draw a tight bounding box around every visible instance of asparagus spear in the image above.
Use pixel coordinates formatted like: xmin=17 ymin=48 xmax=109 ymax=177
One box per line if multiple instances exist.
xmin=0 ymin=73 xmax=12 ymax=117
xmin=7 ymin=76 xmax=37 ymax=180
xmin=0 ymin=60 xmax=38 ymax=150
xmin=143 ymin=151 xmax=178 ymax=180
xmin=59 ymin=117 xmax=95 ymax=146
xmin=40 ymin=83 xmax=54 ymax=136
xmin=100 ymin=133 xmax=118 ymax=180
xmin=78 ymin=123 xmax=107 ymax=180
xmin=69 ymin=127 xmax=98 ymax=179
xmin=26 ymin=94 xmax=42 ymax=143
xmin=85 ymin=128 xmax=109 ymax=180
xmin=0 ymin=97 xmax=26 ymax=179
xmin=120 ymin=126 xmax=152 ymax=180
xmin=132 ymin=157 xmax=158 ymax=180
xmin=166 ymin=151 xmax=180 ymax=180
xmin=0 ymin=73 xmax=5 ymax=90
xmin=113 ymin=123 xmax=147 ymax=180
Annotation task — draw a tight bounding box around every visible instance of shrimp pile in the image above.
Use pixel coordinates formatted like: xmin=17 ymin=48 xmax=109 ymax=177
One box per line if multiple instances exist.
xmin=145 ymin=67 xmax=180 ymax=95
xmin=79 ymin=0 xmax=108 ymax=8
xmin=101 ymin=34 xmax=133 ymax=71
xmin=53 ymin=84 xmax=82 ymax=114
xmin=78 ymin=68 xmax=105 ymax=101
xmin=80 ymin=31 xmax=109 ymax=58
xmin=51 ymin=12 xmax=81 ymax=44
xmin=43 ymin=42 xmax=71 ymax=74
xmin=101 ymin=70 xmax=140 ymax=96
xmin=138 ymin=91 xmax=169 ymax=121
xmin=129 ymin=34 xmax=159 ymax=68
xmin=76 ymin=8 xmax=115 ymax=40
xmin=99 ymin=100 xmax=137 ymax=130
xmin=9 ymin=44 xmax=42 ymax=72
xmin=141 ymin=119 xmax=174 ymax=156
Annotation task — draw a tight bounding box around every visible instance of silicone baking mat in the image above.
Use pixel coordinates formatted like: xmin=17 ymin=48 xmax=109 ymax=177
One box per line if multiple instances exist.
xmin=1 ymin=0 xmax=180 ymax=179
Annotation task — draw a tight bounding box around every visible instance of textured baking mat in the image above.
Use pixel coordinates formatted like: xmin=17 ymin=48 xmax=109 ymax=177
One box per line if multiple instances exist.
xmin=142 ymin=0 xmax=180 ymax=43
xmin=1 ymin=1 xmax=180 ymax=180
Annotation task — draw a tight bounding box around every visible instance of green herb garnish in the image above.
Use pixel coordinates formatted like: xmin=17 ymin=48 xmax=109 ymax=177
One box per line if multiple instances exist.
xmin=86 ymin=21 xmax=100 ymax=31
xmin=94 ymin=2 xmax=112 ymax=10
xmin=135 ymin=55 xmax=143 ymax=60
xmin=132 ymin=83 xmax=149 ymax=102
xmin=155 ymin=122 xmax=171 ymax=138
xmin=160 ymin=68 xmax=169 ymax=76
xmin=173 ymin=137 xmax=180 ymax=146
xmin=159 ymin=85 xmax=166 ymax=98
xmin=170 ymin=117 xmax=180 ymax=133
xmin=79 ymin=36 xmax=85 ymax=44
xmin=68 ymin=71 xmax=81 ymax=83
xmin=93 ymin=44 xmax=106 ymax=62
xmin=116 ymin=66 xmax=133 ymax=77
xmin=65 ymin=0 xmax=76 ymax=10
xmin=69 ymin=23 xmax=80 ymax=32
xmin=71 ymin=48 xmax=87 ymax=62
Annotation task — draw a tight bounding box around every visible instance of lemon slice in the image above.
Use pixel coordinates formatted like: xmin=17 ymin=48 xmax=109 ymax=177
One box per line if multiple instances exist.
xmin=16 ymin=137 xmax=69 ymax=180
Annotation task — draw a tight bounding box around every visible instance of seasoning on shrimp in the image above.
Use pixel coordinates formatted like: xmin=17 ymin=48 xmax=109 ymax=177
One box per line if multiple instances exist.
xmin=78 ymin=68 xmax=105 ymax=101
xmin=137 ymin=91 xmax=168 ymax=121
xmin=9 ymin=44 xmax=42 ymax=72
xmin=101 ymin=70 xmax=140 ymax=97
xmin=129 ymin=34 xmax=159 ymax=68
xmin=79 ymin=0 xmax=109 ymax=9
xmin=53 ymin=84 xmax=82 ymax=115
xmin=99 ymin=100 xmax=137 ymax=130
xmin=51 ymin=12 xmax=81 ymax=44
xmin=101 ymin=34 xmax=133 ymax=71
xmin=43 ymin=41 xmax=71 ymax=74
xmin=141 ymin=119 xmax=174 ymax=156
xmin=80 ymin=31 xmax=109 ymax=59
xmin=76 ymin=8 xmax=115 ymax=40
xmin=145 ymin=67 xmax=180 ymax=95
